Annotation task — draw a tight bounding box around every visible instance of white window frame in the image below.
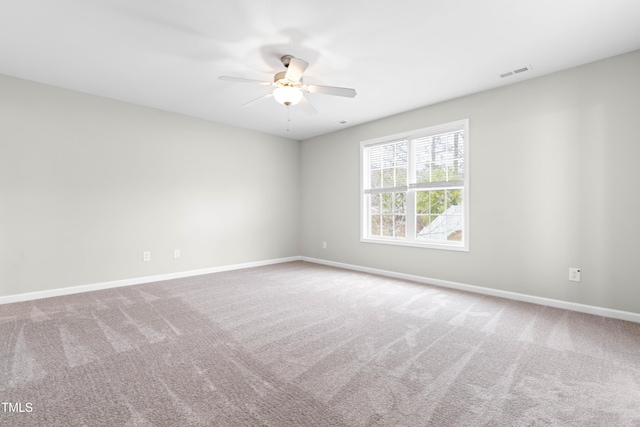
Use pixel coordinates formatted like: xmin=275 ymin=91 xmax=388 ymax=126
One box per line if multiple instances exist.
xmin=360 ymin=119 xmax=469 ymax=251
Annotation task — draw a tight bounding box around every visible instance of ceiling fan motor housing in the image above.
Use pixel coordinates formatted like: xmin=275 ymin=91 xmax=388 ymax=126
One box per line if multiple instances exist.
xmin=273 ymin=71 xmax=302 ymax=88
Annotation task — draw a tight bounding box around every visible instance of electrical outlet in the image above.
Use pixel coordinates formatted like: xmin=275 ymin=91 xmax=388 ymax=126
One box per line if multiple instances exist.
xmin=322 ymin=241 xmax=327 ymax=249
xmin=173 ymin=249 xmax=181 ymax=259
xmin=569 ymin=268 xmax=581 ymax=282
xmin=143 ymin=251 xmax=151 ymax=262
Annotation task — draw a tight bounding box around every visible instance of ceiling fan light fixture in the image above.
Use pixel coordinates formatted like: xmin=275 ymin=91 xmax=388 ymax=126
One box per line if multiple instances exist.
xmin=273 ymin=86 xmax=303 ymax=106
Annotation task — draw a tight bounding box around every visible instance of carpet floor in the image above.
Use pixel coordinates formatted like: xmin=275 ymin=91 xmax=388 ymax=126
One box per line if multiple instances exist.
xmin=1 ymin=261 xmax=639 ymax=426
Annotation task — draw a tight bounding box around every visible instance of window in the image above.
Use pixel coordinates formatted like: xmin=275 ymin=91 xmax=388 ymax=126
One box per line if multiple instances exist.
xmin=361 ymin=119 xmax=469 ymax=251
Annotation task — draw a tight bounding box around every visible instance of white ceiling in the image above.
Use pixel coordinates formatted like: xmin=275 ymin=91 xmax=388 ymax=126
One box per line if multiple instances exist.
xmin=1 ymin=1 xmax=639 ymax=140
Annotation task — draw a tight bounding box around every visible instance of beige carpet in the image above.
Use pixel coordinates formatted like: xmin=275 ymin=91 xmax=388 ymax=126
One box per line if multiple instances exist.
xmin=1 ymin=261 xmax=639 ymax=426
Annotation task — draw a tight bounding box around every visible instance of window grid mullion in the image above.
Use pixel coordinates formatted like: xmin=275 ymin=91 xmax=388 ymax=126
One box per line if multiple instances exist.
xmin=406 ymin=139 xmax=416 ymax=241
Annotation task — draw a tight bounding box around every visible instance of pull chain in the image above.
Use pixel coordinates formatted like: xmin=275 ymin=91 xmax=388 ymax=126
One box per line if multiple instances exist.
xmin=286 ymin=104 xmax=291 ymax=132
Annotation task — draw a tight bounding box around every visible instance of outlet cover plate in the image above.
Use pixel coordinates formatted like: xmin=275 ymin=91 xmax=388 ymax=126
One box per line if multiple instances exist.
xmin=569 ymin=268 xmax=581 ymax=282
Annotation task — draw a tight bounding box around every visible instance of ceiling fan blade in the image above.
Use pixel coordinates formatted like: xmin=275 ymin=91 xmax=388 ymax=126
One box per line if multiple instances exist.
xmin=304 ymin=84 xmax=357 ymax=98
xmin=242 ymin=92 xmax=273 ymax=107
xmin=298 ymin=94 xmax=319 ymax=116
xmin=219 ymin=76 xmax=272 ymax=86
xmin=285 ymin=58 xmax=309 ymax=83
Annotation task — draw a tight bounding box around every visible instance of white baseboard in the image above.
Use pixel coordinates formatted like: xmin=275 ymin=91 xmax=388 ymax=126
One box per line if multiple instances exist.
xmin=4 ymin=255 xmax=639 ymax=324
xmin=299 ymin=257 xmax=640 ymax=324
xmin=0 ymin=256 xmax=301 ymax=305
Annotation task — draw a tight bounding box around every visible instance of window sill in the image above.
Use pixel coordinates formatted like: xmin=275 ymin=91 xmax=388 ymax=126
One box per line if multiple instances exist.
xmin=360 ymin=237 xmax=469 ymax=252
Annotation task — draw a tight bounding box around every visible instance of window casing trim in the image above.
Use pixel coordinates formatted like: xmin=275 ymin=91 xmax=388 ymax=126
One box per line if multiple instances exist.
xmin=360 ymin=119 xmax=469 ymax=252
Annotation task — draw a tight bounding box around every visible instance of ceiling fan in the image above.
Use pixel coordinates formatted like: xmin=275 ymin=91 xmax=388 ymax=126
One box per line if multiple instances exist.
xmin=219 ymin=55 xmax=357 ymax=114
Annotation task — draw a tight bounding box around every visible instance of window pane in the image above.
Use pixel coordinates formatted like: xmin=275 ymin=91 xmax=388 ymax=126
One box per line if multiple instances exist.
xmin=394 ymin=215 xmax=406 ymax=237
xmin=396 ymin=145 xmax=407 ymax=165
xmin=431 ymin=164 xmax=447 ymax=182
xmin=370 ymin=215 xmax=381 ymax=236
xmin=430 ymin=190 xmax=445 ymax=214
xmin=416 ymin=215 xmax=431 ymax=233
xmin=416 ymin=215 xmax=438 ymax=240
xmin=370 ymin=169 xmax=382 ymax=189
xmin=416 ymin=191 xmax=429 ymax=214
xmin=369 ymin=146 xmax=382 ymax=169
xmin=446 ymin=189 xmax=462 ymax=207
xmin=415 ymin=141 xmax=431 ymax=183
xmin=447 ymin=131 xmax=464 ymax=181
xmin=394 ymin=192 xmax=406 ymax=214
xmin=447 ymin=229 xmax=463 ymax=241
xmin=370 ymin=194 xmax=381 ymax=214
xmin=452 ymin=159 xmax=464 ymax=181
xmin=383 ymin=168 xmax=395 ymax=187
xmin=381 ymin=193 xmax=393 ymax=214
xmin=382 ymin=215 xmax=394 ymax=236
xmin=396 ymin=167 xmax=407 ymax=186
xmin=382 ymin=144 xmax=395 ymax=167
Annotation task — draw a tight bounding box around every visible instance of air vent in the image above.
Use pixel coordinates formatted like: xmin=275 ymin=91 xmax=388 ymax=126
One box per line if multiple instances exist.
xmin=499 ymin=65 xmax=532 ymax=78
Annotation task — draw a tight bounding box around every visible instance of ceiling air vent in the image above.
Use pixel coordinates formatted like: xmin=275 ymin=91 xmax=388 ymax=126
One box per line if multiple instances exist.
xmin=499 ymin=65 xmax=532 ymax=79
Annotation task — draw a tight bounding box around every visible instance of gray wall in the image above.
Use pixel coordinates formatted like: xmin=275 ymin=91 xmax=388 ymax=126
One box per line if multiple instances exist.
xmin=0 ymin=75 xmax=300 ymax=297
xmin=3 ymin=50 xmax=639 ymax=315
xmin=300 ymin=50 xmax=640 ymax=314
